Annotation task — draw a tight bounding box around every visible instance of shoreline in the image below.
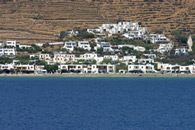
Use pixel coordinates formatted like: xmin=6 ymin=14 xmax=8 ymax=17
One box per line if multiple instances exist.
xmin=1 ymin=73 xmax=195 ymax=77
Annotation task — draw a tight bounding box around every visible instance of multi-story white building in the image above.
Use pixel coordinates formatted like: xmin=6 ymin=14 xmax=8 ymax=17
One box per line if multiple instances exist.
xmin=63 ymin=41 xmax=77 ymax=52
xmin=79 ymin=53 xmax=98 ymax=60
xmin=91 ymin=64 xmax=116 ymax=74
xmin=6 ymin=41 xmax=18 ymax=47
xmin=122 ymin=30 xmax=146 ymax=40
xmin=149 ymin=34 xmax=170 ymax=44
xmin=157 ymin=63 xmax=179 ymax=73
xmin=0 ymin=48 xmax=17 ymax=56
xmin=128 ymin=64 xmax=155 ymax=73
xmin=88 ymin=22 xmax=147 ymax=37
xmin=78 ymin=41 xmax=91 ymax=50
xmin=53 ymin=53 xmax=77 ymax=64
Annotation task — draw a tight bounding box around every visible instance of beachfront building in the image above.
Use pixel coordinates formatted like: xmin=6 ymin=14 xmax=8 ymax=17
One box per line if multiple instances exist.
xmin=78 ymin=41 xmax=91 ymax=50
xmin=0 ymin=48 xmax=17 ymax=56
xmin=157 ymin=63 xmax=179 ymax=73
xmin=0 ymin=64 xmax=14 ymax=70
xmin=15 ymin=64 xmax=35 ymax=72
xmin=35 ymin=65 xmax=47 ymax=74
xmin=63 ymin=41 xmax=77 ymax=52
xmin=91 ymin=64 xmax=116 ymax=74
xmin=128 ymin=64 xmax=155 ymax=73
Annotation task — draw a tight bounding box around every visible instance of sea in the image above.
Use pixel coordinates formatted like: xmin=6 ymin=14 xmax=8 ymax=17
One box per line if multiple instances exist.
xmin=0 ymin=77 xmax=195 ymax=130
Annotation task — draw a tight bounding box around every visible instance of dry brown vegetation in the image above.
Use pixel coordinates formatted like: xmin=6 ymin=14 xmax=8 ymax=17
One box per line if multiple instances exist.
xmin=0 ymin=0 xmax=194 ymax=44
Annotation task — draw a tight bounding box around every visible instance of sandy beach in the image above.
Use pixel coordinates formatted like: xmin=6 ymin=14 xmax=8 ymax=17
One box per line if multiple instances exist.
xmin=1 ymin=73 xmax=195 ymax=77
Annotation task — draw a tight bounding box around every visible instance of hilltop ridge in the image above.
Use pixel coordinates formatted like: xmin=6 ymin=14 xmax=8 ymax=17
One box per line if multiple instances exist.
xmin=0 ymin=0 xmax=194 ymax=44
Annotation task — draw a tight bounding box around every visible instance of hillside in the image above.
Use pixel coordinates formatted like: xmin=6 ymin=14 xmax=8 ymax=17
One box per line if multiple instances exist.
xmin=0 ymin=0 xmax=194 ymax=44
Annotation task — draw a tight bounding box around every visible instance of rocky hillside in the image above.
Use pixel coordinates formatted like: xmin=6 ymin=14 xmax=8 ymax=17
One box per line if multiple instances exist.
xmin=0 ymin=0 xmax=194 ymax=44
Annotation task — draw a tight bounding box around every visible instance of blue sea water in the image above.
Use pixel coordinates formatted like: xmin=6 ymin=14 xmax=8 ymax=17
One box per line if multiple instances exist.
xmin=0 ymin=77 xmax=195 ymax=130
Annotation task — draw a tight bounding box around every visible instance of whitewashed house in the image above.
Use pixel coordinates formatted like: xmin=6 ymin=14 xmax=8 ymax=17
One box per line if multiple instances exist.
xmin=155 ymin=43 xmax=173 ymax=54
xmin=122 ymin=56 xmax=137 ymax=62
xmin=104 ymin=55 xmax=119 ymax=61
xmin=0 ymin=64 xmax=14 ymax=70
xmin=0 ymin=41 xmax=4 ymax=47
xmin=149 ymin=34 xmax=170 ymax=44
xmin=138 ymin=58 xmax=154 ymax=64
xmin=6 ymin=41 xmax=18 ymax=47
xmin=35 ymin=65 xmax=47 ymax=74
xmin=128 ymin=64 xmax=155 ymax=73
xmin=63 ymin=41 xmax=77 ymax=52
xmin=78 ymin=41 xmax=91 ymax=50
xmin=0 ymin=48 xmax=17 ymax=56
xmin=91 ymin=64 xmax=116 ymax=73
xmin=53 ymin=53 xmax=77 ymax=64
xmin=175 ymin=48 xmax=189 ymax=56
xmin=15 ymin=64 xmax=35 ymax=71
xmin=19 ymin=45 xmax=32 ymax=49
xmin=157 ymin=63 xmax=179 ymax=73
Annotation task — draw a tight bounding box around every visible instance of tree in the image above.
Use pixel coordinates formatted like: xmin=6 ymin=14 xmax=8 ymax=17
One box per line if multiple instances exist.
xmin=60 ymin=31 xmax=68 ymax=39
xmin=171 ymin=30 xmax=188 ymax=45
xmin=44 ymin=64 xmax=58 ymax=73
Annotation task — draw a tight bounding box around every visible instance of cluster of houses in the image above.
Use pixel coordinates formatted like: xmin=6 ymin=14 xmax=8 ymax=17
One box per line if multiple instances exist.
xmin=0 ymin=22 xmax=194 ymax=74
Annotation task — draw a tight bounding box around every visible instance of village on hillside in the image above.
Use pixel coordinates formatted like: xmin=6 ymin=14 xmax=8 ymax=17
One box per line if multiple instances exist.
xmin=0 ymin=22 xmax=194 ymax=75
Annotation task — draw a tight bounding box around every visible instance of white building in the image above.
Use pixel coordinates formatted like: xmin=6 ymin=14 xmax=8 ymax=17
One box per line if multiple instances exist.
xmin=19 ymin=45 xmax=32 ymax=49
xmin=122 ymin=30 xmax=146 ymax=40
xmin=91 ymin=64 xmax=116 ymax=73
xmin=0 ymin=64 xmax=14 ymax=70
xmin=128 ymin=64 xmax=155 ymax=73
xmin=134 ymin=46 xmax=146 ymax=52
xmin=180 ymin=65 xmax=195 ymax=74
xmin=53 ymin=53 xmax=77 ymax=64
xmin=15 ymin=64 xmax=35 ymax=71
xmin=104 ymin=55 xmax=119 ymax=61
xmin=149 ymin=34 xmax=170 ymax=44
xmin=0 ymin=41 xmax=4 ymax=47
xmin=122 ymin=56 xmax=137 ymax=62
xmin=63 ymin=41 xmax=77 ymax=52
xmin=175 ymin=48 xmax=188 ymax=56
xmin=0 ymin=48 xmax=17 ymax=56
xmin=155 ymin=43 xmax=173 ymax=54
xmin=6 ymin=41 xmax=18 ymax=47
xmin=88 ymin=22 xmax=147 ymax=37
xmin=78 ymin=41 xmax=91 ymax=50
xmin=157 ymin=63 xmax=179 ymax=73
xmin=39 ymin=54 xmax=52 ymax=64
xmin=79 ymin=53 xmax=98 ymax=60
xmin=138 ymin=58 xmax=154 ymax=64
